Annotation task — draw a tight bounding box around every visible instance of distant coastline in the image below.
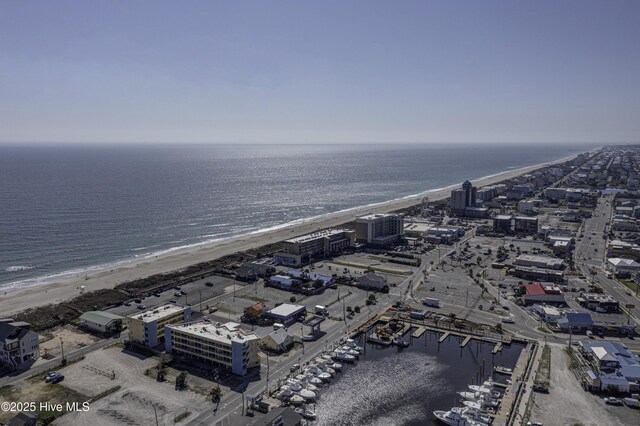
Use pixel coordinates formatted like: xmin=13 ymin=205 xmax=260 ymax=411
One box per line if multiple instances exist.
xmin=0 ymin=147 xmax=595 ymax=317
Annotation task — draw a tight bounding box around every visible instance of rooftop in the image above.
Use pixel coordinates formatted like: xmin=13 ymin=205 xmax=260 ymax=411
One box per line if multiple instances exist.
xmin=128 ymin=304 xmax=186 ymax=323
xmin=357 ymin=213 xmax=401 ymax=221
xmin=285 ymin=229 xmax=350 ymax=244
xmin=267 ymin=303 xmax=306 ymax=318
xmin=168 ymin=321 xmax=257 ymax=345
xmin=80 ymin=311 xmax=124 ymax=326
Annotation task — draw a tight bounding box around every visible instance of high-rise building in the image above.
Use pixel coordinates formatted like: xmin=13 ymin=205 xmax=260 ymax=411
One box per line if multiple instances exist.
xmin=451 ymin=180 xmax=479 ymax=215
xmin=355 ymin=213 xmax=404 ymax=246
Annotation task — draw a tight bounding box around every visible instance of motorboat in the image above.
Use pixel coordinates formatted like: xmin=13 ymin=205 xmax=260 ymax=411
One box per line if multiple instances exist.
xmin=276 ymin=387 xmax=294 ymax=401
xmin=289 ymin=395 xmax=305 ymax=405
xmin=307 ymin=366 xmax=331 ymax=382
xmin=305 ymin=383 xmax=319 ymax=392
xmin=459 ymin=391 xmax=500 ymax=406
xmin=345 ymin=338 xmax=364 ymax=352
xmin=308 ymin=376 xmax=323 ymax=385
xmin=332 ymin=351 xmax=356 ymax=362
xmin=340 ymin=346 xmax=360 ymax=357
xmin=330 ymin=362 xmax=342 ymax=371
xmin=452 ymin=407 xmax=492 ymax=425
xmin=324 ymin=367 xmax=336 ymax=376
xmin=286 ymin=379 xmax=303 ymax=392
xmin=392 ymin=338 xmax=409 ymax=348
xmin=294 ymin=407 xmax=318 ymax=420
xmin=433 ymin=408 xmax=485 ymax=426
xmin=297 ymin=388 xmax=316 ymax=401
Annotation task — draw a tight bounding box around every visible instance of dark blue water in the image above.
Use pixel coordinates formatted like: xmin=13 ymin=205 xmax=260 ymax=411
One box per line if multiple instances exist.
xmin=0 ymin=143 xmax=595 ymax=288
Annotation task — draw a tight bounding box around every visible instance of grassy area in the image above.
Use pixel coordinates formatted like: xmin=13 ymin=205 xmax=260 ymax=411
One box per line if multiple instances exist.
xmin=619 ymin=279 xmax=639 ymax=295
xmin=535 ymin=345 xmax=551 ymax=386
xmin=0 ymin=381 xmax=88 ymax=424
xmin=174 ymin=410 xmax=192 ymax=423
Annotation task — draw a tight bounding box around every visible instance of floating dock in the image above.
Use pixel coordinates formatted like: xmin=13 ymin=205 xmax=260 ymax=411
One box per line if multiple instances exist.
xmin=460 ymin=335 xmax=472 ymax=348
xmin=438 ymin=331 xmax=450 ymax=343
xmin=412 ymin=326 xmax=427 ymax=338
xmin=493 ymin=342 xmax=503 ymax=354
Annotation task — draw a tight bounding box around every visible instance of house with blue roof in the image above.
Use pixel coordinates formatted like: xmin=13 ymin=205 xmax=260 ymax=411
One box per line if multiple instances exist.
xmin=557 ymin=312 xmax=593 ymax=332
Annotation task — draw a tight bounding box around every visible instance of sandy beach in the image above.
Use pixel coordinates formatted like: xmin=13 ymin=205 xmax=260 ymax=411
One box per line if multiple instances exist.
xmin=0 ymin=153 xmax=582 ymax=317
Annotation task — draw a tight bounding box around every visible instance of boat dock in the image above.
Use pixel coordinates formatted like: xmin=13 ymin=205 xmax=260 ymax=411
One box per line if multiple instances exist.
xmin=493 ymin=342 xmax=503 ymax=354
xmin=411 ymin=326 xmax=427 ymax=338
xmin=460 ymin=335 xmax=472 ymax=348
xmin=492 ymin=342 xmax=537 ymax=425
xmin=438 ymin=331 xmax=450 ymax=343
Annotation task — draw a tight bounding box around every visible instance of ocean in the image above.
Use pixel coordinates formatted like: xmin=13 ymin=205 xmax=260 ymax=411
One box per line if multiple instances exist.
xmin=0 ymin=143 xmax=596 ymax=289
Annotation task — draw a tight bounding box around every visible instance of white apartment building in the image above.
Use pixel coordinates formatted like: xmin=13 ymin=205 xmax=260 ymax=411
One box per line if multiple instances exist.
xmin=165 ymin=321 xmax=260 ymax=376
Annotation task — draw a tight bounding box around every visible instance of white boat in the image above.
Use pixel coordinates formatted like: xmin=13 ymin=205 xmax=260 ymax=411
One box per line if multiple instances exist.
xmin=307 ymin=366 xmax=331 ymax=381
xmin=294 ymin=407 xmax=318 ymax=420
xmin=324 ymin=367 xmax=336 ymax=376
xmin=276 ymin=387 xmax=294 ymax=401
xmin=305 ymin=383 xmax=319 ymax=392
xmin=468 ymin=385 xmax=492 ymax=394
xmin=332 ymin=351 xmax=356 ymax=362
xmin=289 ymin=395 xmax=305 ymax=405
xmin=340 ymin=346 xmax=360 ymax=357
xmin=345 ymin=338 xmax=364 ymax=352
xmin=452 ymin=407 xmax=492 ymax=425
xmin=286 ymin=379 xmax=303 ymax=392
xmin=308 ymin=376 xmax=323 ymax=385
xmin=330 ymin=362 xmax=342 ymax=371
xmin=297 ymin=388 xmax=316 ymax=401
xmin=433 ymin=408 xmax=485 ymax=426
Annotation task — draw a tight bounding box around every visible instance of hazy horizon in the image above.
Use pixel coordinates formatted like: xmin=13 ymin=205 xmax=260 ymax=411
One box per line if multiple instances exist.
xmin=1 ymin=1 xmax=639 ymax=145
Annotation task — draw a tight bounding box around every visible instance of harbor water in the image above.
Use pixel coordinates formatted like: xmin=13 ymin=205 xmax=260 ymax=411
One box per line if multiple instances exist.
xmin=313 ymin=331 xmax=524 ymax=425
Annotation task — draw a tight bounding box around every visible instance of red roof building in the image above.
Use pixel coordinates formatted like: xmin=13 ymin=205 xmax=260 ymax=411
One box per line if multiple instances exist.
xmin=521 ymin=282 xmax=565 ymax=305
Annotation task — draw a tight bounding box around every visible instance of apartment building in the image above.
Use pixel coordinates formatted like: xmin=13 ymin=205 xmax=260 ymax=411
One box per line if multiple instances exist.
xmin=355 ymin=213 xmax=404 ymax=246
xmin=283 ymin=229 xmax=354 ymax=259
xmin=165 ymin=321 xmax=259 ymax=376
xmin=128 ymin=304 xmax=191 ymax=348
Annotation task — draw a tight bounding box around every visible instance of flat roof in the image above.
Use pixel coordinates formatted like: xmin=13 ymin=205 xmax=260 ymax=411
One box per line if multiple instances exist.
xmin=357 ymin=213 xmax=401 ymax=220
xmin=128 ymin=304 xmax=185 ymax=323
xmin=169 ymin=321 xmax=257 ymax=345
xmin=285 ymin=229 xmax=350 ymax=244
xmin=80 ymin=311 xmax=124 ymax=326
xmin=494 ymin=215 xmax=512 ymax=220
xmin=267 ymin=303 xmax=305 ymax=318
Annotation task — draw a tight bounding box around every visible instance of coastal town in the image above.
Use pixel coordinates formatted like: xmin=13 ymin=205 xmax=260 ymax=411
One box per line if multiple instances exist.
xmin=2 ymin=145 xmax=640 ymax=426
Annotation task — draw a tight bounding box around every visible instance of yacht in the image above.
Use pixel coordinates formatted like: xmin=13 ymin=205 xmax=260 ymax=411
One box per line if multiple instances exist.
xmin=286 ymin=379 xmax=303 ymax=392
xmin=433 ymin=408 xmax=485 ymax=426
xmin=452 ymin=407 xmax=492 ymax=425
xmin=330 ymin=362 xmax=343 ymax=371
xmin=340 ymin=346 xmax=360 ymax=357
xmin=294 ymin=407 xmax=318 ymax=420
xmin=289 ymin=395 xmax=305 ymax=405
xmin=332 ymin=351 xmax=356 ymax=362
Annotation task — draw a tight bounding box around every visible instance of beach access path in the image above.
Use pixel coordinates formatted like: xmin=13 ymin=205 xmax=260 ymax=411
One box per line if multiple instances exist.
xmin=0 ymin=153 xmax=580 ymax=317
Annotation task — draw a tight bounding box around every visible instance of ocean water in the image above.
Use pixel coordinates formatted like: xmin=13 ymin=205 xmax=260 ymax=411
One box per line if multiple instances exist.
xmin=0 ymin=143 xmax=595 ymax=288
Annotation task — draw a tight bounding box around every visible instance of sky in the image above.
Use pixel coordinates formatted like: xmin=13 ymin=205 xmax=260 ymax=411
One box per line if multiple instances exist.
xmin=1 ymin=1 xmax=639 ymax=145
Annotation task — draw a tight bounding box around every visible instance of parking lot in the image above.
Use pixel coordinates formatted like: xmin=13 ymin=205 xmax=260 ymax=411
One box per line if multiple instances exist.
xmin=57 ymin=346 xmax=210 ymax=426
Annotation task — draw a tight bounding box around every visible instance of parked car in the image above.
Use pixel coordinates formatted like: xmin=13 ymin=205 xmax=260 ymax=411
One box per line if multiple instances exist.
xmin=205 ymin=282 xmax=213 ymax=287
xmin=532 ymin=384 xmax=549 ymax=393
xmin=134 ymin=299 xmax=142 ymax=304
xmin=174 ymin=291 xmax=182 ymax=297
xmin=169 ymin=299 xmax=177 ymax=303
xmin=44 ymin=372 xmax=60 ymax=383
xmin=123 ymin=301 xmax=131 ymax=306
xmin=604 ymin=397 xmax=623 ymax=405
xmin=137 ymin=304 xmax=146 ymax=310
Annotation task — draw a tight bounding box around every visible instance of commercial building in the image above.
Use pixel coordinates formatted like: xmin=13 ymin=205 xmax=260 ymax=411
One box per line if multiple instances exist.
xmin=580 ymin=341 xmax=640 ymax=393
xmin=517 ymin=200 xmax=536 ymax=215
xmin=557 ymin=312 xmax=594 ymax=332
xmin=607 ymin=258 xmax=640 ymax=275
xmin=576 ymin=293 xmax=620 ymax=313
xmin=520 ymin=283 xmax=566 ymax=305
xmin=355 ymin=213 xmax=404 ymax=246
xmin=0 ymin=322 xmax=39 ymax=370
xmin=530 ymin=305 xmax=562 ymax=322
xmin=128 ymin=304 xmax=192 ymax=348
xmin=79 ymin=311 xmax=125 ymax=334
xmin=513 ymin=266 xmax=564 ymax=283
xmin=493 ymin=215 xmax=512 ymax=234
xmin=607 ymin=240 xmax=640 ymax=260
xmin=264 ymin=304 xmax=306 ymax=325
xmin=357 ymin=272 xmax=389 ymax=292
xmin=165 ymin=321 xmax=260 ymax=376
xmin=514 ymin=254 xmax=564 ymax=270
xmin=283 ymin=229 xmax=354 ymax=260
xmin=514 ymin=216 xmax=539 ymax=235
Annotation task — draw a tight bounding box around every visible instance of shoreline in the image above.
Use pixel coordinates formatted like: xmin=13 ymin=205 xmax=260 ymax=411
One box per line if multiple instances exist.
xmin=0 ymin=150 xmax=589 ymax=317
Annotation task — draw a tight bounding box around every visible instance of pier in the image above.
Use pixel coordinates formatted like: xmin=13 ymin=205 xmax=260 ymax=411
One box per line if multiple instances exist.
xmin=438 ymin=331 xmax=450 ymax=343
xmin=411 ymin=326 xmax=427 ymax=338
xmin=493 ymin=342 xmax=503 ymax=354
xmin=460 ymin=335 xmax=471 ymax=348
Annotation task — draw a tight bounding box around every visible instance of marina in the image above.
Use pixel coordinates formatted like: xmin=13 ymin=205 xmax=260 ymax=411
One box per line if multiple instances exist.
xmin=250 ymin=315 xmax=528 ymax=425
